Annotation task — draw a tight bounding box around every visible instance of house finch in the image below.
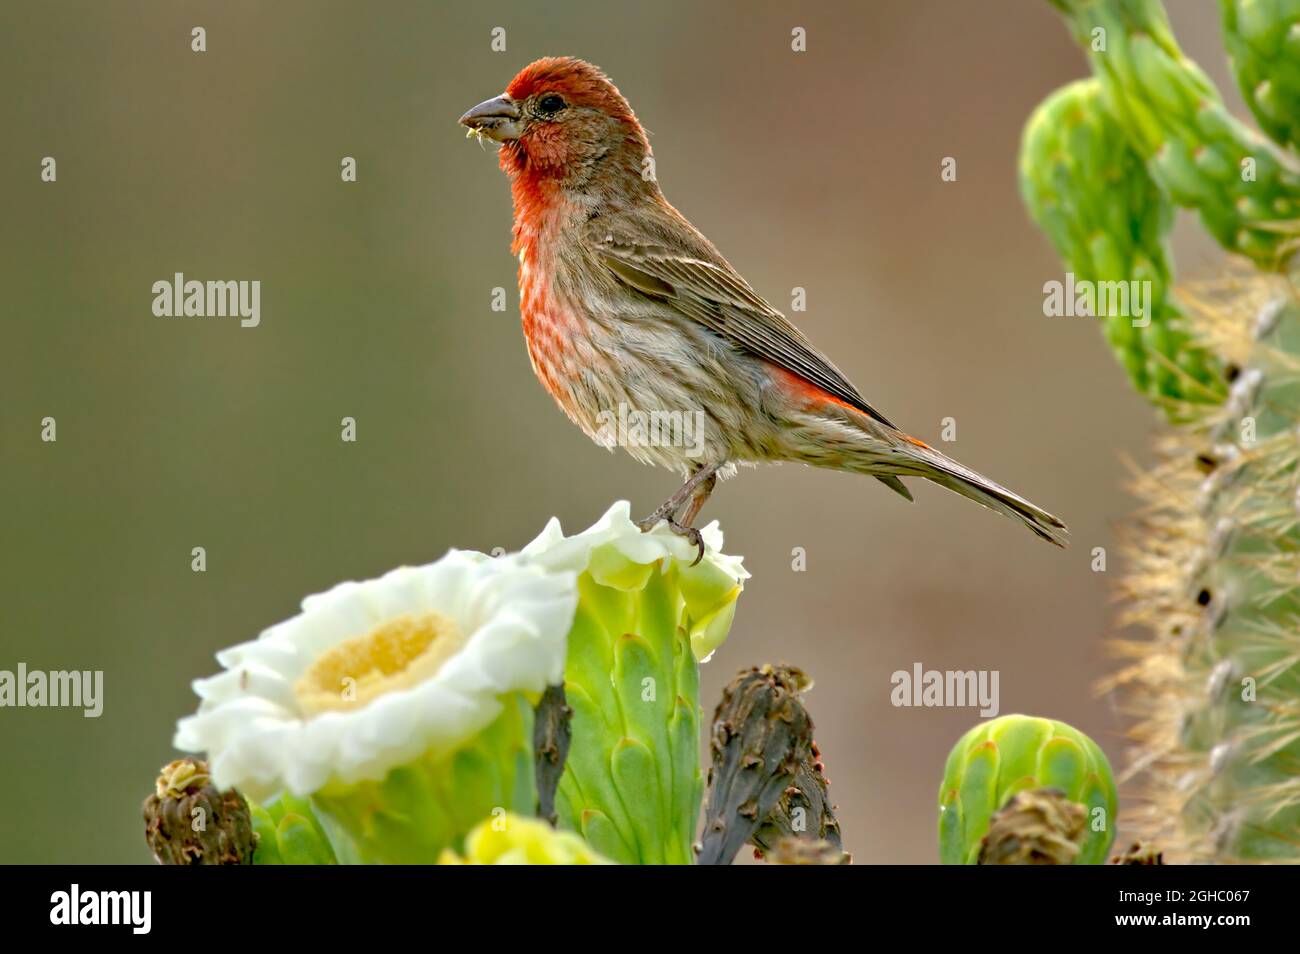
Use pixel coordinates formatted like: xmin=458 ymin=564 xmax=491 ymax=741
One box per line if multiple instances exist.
xmin=460 ymin=57 xmax=1067 ymax=559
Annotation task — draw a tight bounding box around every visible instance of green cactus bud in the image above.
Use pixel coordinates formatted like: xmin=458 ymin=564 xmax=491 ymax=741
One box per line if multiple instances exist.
xmin=519 ymin=503 xmax=747 ymax=865
xmin=1020 ymin=77 xmax=1225 ymax=412
xmin=1049 ymin=0 xmax=1300 ymax=268
xmin=249 ymin=794 xmax=338 ymax=865
xmin=938 ymin=715 xmax=1118 ymax=865
xmin=1220 ymin=0 xmax=1300 ymax=151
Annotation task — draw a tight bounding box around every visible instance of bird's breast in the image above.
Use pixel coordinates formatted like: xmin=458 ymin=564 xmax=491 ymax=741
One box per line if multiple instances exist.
xmin=513 ymin=232 xmax=745 ymax=471
xmin=517 ymin=242 xmax=601 ymax=432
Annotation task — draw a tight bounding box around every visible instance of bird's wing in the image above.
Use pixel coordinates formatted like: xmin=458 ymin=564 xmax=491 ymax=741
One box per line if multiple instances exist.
xmin=588 ymin=212 xmax=897 ymax=429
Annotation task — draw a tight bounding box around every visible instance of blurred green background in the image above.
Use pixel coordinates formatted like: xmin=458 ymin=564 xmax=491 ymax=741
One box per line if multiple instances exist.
xmin=0 ymin=1 xmax=1239 ymax=863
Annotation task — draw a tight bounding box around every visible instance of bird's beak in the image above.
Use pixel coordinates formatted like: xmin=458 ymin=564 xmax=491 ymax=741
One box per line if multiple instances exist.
xmin=459 ymin=95 xmax=521 ymax=142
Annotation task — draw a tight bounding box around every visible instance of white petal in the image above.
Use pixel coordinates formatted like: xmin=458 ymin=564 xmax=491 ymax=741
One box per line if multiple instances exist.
xmin=175 ymin=549 xmax=577 ymax=798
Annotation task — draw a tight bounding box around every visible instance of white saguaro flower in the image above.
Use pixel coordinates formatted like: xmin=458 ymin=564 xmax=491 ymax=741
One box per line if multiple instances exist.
xmin=175 ymin=550 xmax=577 ymax=862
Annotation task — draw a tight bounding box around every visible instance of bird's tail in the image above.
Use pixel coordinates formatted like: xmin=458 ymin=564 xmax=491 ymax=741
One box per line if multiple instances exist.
xmin=895 ymin=439 xmax=1068 ymax=547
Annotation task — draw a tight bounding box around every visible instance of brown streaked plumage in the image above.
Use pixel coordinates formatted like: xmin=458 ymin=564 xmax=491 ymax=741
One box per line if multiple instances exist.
xmin=460 ymin=57 xmax=1067 ymax=551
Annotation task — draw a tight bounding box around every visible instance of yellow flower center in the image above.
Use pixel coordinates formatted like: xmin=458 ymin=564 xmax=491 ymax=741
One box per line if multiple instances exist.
xmin=294 ymin=611 xmax=466 ymax=716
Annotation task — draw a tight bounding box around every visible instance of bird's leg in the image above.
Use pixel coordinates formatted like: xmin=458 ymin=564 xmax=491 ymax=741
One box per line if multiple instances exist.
xmin=666 ymin=473 xmax=718 ymax=567
xmin=677 ymin=470 xmax=717 ymax=528
xmin=637 ymin=463 xmax=721 ymax=527
xmin=637 ymin=463 xmax=723 ymax=566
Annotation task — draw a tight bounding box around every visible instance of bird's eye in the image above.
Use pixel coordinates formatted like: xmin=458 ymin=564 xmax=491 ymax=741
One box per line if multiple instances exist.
xmin=537 ymin=94 xmax=565 ymax=115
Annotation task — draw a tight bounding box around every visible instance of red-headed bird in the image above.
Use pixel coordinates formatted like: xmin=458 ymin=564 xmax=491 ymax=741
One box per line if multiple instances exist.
xmin=459 ymin=57 xmax=1066 ymax=560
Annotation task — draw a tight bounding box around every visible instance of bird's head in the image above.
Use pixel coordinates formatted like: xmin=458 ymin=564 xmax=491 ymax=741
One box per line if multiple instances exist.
xmin=459 ymin=57 xmax=652 ymax=191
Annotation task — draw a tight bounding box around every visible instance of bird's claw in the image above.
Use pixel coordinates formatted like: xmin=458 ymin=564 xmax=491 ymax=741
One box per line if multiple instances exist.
xmin=637 ymin=514 xmax=705 ymax=567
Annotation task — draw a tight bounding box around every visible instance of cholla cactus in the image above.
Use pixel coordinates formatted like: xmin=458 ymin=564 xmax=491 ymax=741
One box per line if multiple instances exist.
xmin=1048 ymin=0 xmax=1300 ymax=267
xmin=1026 ymin=0 xmax=1300 ymax=862
xmin=1220 ymin=0 xmax=1300 ymax=152
xmin=1019 ymin=77 xmax=1223 ymax=413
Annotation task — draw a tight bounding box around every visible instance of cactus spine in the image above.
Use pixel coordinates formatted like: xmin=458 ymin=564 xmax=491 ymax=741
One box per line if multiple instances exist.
xmin=1026 ymin=0 xmax=1300 ymax=861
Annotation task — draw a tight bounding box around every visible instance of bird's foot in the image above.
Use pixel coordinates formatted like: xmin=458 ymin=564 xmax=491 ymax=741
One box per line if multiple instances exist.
xmin=635 ymin=514 xmax=706 ymax=567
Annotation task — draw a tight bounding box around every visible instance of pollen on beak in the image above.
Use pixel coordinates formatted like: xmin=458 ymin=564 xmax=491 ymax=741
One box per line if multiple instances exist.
xmin=459 ymin=95 xmax=521 ymax=142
